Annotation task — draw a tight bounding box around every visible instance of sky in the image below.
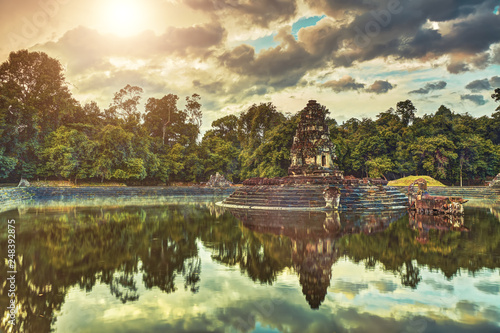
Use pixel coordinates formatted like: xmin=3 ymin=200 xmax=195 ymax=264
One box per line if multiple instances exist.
xmin=1 ymin=0 xmax=500 ymax=132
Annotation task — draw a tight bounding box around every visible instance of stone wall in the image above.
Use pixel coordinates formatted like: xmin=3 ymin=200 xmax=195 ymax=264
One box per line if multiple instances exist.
xmin=0 ymin=187 xmax=36 ymax=212
xmin=0 ymin=186 xmax=237 ymax=212
xmin=396 ymin=186 xmax=500 ymax=205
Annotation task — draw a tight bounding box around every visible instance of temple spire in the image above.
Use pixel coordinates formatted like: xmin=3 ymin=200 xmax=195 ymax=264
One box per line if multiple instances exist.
xmin=288 ymin=100 xmax=343 ymax=178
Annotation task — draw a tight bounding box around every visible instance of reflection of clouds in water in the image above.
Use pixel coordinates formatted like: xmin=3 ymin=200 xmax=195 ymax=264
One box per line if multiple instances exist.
xmin=372 ymin=279 xmax=398 ymax=293
xmin=423 ymin=279 xmax=454 ymax=293
xmin=456 ymin=300 xmax=479 ymax=316
xmin=330 ymin=280 xmax=369 ymax=299
xmin=474 ymin=281 xmax=499 ymax=295
xmin=483 ymin=306 xmax=500 ymax=323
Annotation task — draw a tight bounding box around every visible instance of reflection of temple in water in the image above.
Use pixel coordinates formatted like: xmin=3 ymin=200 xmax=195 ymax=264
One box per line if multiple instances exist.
xmin=229 ymin=209 xmax=405 ymax=309
xmin=408 ymin=211 xmax=468 ymax=244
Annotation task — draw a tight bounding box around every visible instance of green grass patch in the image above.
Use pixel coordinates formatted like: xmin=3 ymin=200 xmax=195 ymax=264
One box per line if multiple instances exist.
xmin=387 ymin=175 xmax=446 ymax=187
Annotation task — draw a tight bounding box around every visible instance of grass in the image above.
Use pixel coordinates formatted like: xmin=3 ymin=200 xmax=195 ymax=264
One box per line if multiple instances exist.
xmin=387 ymin=175 xmax=446 ymax=187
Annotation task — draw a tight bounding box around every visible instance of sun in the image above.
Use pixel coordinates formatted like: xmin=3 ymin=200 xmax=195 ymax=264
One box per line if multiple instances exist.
xmin=102 ymin=0 xmax=145 ymax=37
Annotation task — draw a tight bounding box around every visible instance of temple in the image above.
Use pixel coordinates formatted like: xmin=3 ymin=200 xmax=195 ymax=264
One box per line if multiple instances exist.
xmin=288 ymin=100 xmax=343 ymax=178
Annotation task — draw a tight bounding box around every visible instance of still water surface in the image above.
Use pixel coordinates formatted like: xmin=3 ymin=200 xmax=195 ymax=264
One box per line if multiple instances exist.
xmin=1 ymin=202 xmax=499 ymax=333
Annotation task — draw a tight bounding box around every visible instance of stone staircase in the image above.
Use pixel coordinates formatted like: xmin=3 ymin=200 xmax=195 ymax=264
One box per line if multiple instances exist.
xmin=220 ymin=185 xmax=408 ymax=211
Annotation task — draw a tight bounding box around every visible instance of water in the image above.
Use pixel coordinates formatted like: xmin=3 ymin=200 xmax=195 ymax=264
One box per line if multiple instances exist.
xmin=0 ymin=202 xmax=499 ymax=333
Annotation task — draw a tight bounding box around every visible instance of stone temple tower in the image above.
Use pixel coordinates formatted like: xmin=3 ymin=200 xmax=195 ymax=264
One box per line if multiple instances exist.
xmin=288 ymin=100 xmax=343 ymax=178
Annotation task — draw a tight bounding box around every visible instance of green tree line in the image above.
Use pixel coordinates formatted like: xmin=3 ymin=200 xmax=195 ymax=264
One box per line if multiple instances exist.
xmin=1 ymin=50 xmax=499 ymax=185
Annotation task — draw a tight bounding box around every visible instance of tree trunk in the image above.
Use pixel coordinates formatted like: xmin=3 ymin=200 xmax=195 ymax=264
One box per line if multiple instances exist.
xmin=459 ymin=161 xmax=463 ymax=187
xmin=162 ymin=123 xmax=166 ymax=146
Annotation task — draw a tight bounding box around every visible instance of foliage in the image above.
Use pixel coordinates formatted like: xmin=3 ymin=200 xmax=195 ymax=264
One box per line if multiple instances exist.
xmin=1 ymin=50 xmax=499 ymax=185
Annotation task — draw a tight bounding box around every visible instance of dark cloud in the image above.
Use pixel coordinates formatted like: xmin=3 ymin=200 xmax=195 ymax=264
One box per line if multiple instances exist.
xmin=321 ymin=75 xmax=365 ymax=92
xmin=447 ymin=61 xmax=470 ymax=74
xmin=490 ymin=76 xmax=500 ymax=88
xmin=366 ymin=80 xmax=394 ymax=94
xmin=409 ymin=81 xmax=447 ymax=94
xmin=466 ymin=79 xmax=491 ymax=92
xmin=307 ymin=0 xmax=500 ymax=71
xmin=219 ymin=28 xmax=325 ymax=89
xmin=465 ymin=76 xmax=500 ymax=92
xmin=183 ymin=0 xmax=297 ymax=27
xmin=218 ymin=0 xmax=499 ymax=91
xmin=461 ymin=94 xmax=487 ymax=105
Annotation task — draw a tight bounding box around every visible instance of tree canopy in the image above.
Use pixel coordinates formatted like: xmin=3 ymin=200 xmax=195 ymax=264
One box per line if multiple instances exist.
xmin=1 ymin=50 xmax=499 ymax=185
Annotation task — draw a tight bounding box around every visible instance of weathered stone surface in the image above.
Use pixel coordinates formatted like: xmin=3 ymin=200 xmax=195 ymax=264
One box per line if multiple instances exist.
xmin=17 ymin=178 xmax=30 ymax=187
xmin=206 ymin=172 xmax=232 ymax=187
xmin=490 ymin=173 xmax=500 ymax=187
xmin=289 ymin=100 xmax=343 ymax=178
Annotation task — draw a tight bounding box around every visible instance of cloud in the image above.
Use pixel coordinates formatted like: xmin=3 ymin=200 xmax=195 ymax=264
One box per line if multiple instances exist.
xmin=465 ymin=76 xmax=500 ymax=92
xmin=321 ymin=75 xmax=365 ymax=92
xmin=447 ymin=61 xmax=470 ymax=74
xmin=307 ymin=0 xmax=500 ymax=71
xmin=461 ymin=94 xmax=487 ymax=105
xmin=183 ymin=0 xmax=297 ymax=28
xmin=466 ymin=79 xmax=491 ymax=92
xmin=36 ymin=23 xmax=226 ymax=74
xmin=490 ymin=76 xmax=500 ymax=88
xmin=409 ymin=81 xmax=447 ymax=94
xmin=366 ymin=80 xmax=395 ymax=94
xmin=219 ymin=28 xmax=325 ymax=89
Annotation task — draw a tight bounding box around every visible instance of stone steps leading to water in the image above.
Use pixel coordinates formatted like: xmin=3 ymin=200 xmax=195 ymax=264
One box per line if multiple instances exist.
xmin=220 ymin=185 xmax=408 ymax=211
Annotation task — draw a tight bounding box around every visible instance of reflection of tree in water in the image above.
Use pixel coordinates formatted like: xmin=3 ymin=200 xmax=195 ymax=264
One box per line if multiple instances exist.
xmin=0 ymin=204 xmax=209 ymax=333
xmin=339 ymin=207 xmax=500 ymax=288
xmin=109 ymin=270 xmax=140 ymax=304
xmin=1 ymin=203 xmax=499 ymax=331
xmin=399 ymin=261 xmax=421 ymax=289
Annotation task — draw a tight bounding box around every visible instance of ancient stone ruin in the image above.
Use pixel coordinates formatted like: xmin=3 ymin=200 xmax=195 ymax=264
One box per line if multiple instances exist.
xmin=206 ymin=172 xmax=232 ymax=187
xmin=218 ymin=100 xmax=408 ymax=211
xmin=490 ymin=173 xmax=500 ymax=187
xmin=17 ymin=178 xmax=30 ymax=187
xmin=289 ymin=100 xmax=343 ymax=178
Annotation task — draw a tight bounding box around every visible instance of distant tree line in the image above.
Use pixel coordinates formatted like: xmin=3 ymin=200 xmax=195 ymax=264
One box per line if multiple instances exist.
xmin=1 ymin=50 xmax=499 ymax=185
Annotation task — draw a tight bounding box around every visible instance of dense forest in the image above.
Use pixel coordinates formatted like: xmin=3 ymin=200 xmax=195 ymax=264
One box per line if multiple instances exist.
xmin=1 ymin=50 xmax=499 ymax=185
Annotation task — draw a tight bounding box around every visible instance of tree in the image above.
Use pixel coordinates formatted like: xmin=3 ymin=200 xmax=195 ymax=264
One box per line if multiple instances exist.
xmin=40 ymin=126 xmax=97 ymax=183
xmin=201 ymin=136 xmax=239 ymax=181
xmin=0 ymin=148 xmax=17 ymax=179
xmin=366 ymin=157 xmax=394 ymax=180
xmin=107 ymin=84 xmax=143 ymax=127
xmin=95 ymin=125 xmax=146 ymax=182
xmin=238 ymin=103 xmax=285 ymax=150
xmin=395 ymin=100 xmax=416 ymax=127
xmin=144 ymin=94 xmax=180 ymax=146
xmin=0 ymin=50 xmax=77 ymax=178
xmin=410 ymin=135 xmax=457 ymax=179
xmin=185 ymin=93 xmax=202 ymax=128
xmin=457 ymin=135 xmax=499 ymax=186
xmin=203 ymin=114 xmax=240 ymax=148
xmin=492 ymin=88 xmax=500 ymax=109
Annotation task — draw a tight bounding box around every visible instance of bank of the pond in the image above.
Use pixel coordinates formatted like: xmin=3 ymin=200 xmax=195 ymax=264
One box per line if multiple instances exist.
xmin=395 ymin=186 xmax=500 ymax=204
xmin=0 ymin=186 xmax=237 ymax=212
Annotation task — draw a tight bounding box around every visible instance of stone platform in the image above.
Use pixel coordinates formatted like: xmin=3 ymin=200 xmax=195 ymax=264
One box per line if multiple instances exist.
xmin=217 ymin=184 xmax=408 ymax=211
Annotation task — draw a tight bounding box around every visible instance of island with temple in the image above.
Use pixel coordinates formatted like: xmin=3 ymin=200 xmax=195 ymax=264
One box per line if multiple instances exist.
xmin=218 ymin=100 xmax=408 ymax=211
